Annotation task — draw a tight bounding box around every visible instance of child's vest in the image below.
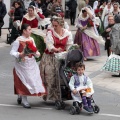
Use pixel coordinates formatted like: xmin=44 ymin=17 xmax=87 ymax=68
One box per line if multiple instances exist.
xmin=74 ymin=74 xmax=87 ymax=88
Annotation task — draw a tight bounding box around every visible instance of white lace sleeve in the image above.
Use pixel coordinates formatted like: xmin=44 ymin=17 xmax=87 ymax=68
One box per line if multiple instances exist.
xmin=46 ymin=31 xmax=55 ymax=52
xmin=10 ymin=40 xmax=20 ymax=58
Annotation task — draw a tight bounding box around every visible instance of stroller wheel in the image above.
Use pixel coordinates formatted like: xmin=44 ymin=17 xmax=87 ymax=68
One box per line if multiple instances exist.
xmin=69 ymin=106 xmax=76 ymax=115
xmin=75 ymin=106 xmax=81 ymax=114
xmin=61 ymin=101 xmax=66 ymax=109
xmin=55 ymin=100 xmax=62 ymax=110
xmin=93 ymin=105 xmax=100 ymax=113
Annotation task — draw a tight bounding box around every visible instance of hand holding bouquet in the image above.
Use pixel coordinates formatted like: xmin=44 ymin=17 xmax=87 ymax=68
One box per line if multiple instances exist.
xmin=8 ymin=7 xmax=15 ymax=17
xmin=24 ymin=41 xmax=37 ymax=55
xmin=87 ymin=18 xmax=94 ymax=28
xmin=18 ymin=41 xmax=37 ymax=62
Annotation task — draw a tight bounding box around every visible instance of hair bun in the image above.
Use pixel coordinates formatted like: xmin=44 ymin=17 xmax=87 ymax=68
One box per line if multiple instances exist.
xmin=114 ymin=14 xmax=120 ymax=23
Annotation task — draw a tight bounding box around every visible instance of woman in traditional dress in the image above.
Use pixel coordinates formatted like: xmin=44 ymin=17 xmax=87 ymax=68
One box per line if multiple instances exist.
xmin=100 ymin=0 xmax=106 ymax=10
xmin=74 ymin=7 xmax=104 ymax=61
xmin=22 ymin=6 xmax=45 ymax=28
xmin=112 ymin=2 xmax=120 ymax=16
xmin=101 ymin=2 xmax=113 ymax=29
xmin=93 ymin=1 xmax=104 ymax=35
xmin=10 ymin=24 xmax=46 ymax=108
xmin=39 ymin=17 xmax=73 ymax=101
xmin=47 ymin=16 xmax=69 ymax=31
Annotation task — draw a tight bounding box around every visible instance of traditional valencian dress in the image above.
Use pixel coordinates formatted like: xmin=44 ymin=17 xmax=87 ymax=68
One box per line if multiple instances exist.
xmin=10 ymin=36 xmax=46 ymax=96
xmin=74 ymin=10 xmax=104 ymax=59
xmin=40 ymin=28 xmax=73 ymax=101
xmin=69 ymin=74 xmax=94 ymax=101
xmin=101 ymin=5 xmax=113 ymax=29
xmin=22 ymin=12 xmax=44 ymax=28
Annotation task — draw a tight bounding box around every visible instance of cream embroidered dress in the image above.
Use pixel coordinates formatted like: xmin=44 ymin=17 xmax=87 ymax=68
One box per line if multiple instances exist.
xmin=40 ymin=28 xmax=73 ymax=100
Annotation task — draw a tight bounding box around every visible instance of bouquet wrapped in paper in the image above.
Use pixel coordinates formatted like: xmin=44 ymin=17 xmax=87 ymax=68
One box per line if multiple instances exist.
xmin=54 ymin=44 xmax=79 ymax=60
xmin=87 ymin=18 xmax=94 ymax=27
xmin=17 ymin=41 xmax=37 ymax=62
xmin=24 ymin=41 xmax=37 ymax=55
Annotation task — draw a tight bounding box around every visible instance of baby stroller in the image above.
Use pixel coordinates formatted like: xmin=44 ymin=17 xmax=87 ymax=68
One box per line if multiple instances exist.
xmin=6 ymin=19 xmax=21 ymax=44
xmin=54 ymin=49 xmax=100 ymax=114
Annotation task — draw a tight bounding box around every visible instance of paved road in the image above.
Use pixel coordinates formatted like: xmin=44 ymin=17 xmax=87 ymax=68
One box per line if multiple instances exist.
xmin=0 ymin=45 xmax=120 ymax=120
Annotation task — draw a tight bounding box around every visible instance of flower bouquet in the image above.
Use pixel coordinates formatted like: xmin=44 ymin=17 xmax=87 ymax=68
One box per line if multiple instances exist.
xmin=95 ymin=8 xmax=103 ymax=17
xmin=24 ymin=41 xmax=37 ymax=55
xmin=64 ymin=67 xmax=77 ymax=80
xmin=54 ymin=44 xmax=80 ymax=60
xmin=17 ymin=41 xmax=37 ymax=62
xmin=99 ymin=8 xmax=103 ymax=16
xmin=68 ymin=44 xmax=79 ymax=51
xmin=8 ymin=7 xmax=15 ymax=28
xmin=8 ymin=7 xmax=15 ymax=17
xmin=87 ymin=18 xmax=94 ymax=27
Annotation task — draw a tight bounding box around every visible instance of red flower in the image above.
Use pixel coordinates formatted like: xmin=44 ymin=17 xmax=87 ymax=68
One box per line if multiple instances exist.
xmin=99 ymin=8 xmax=103 ymax=12
xmin=25 ymin=41 xmax=37 ymax=53
xmin=87 ymin=18 xmax=94 ymax=27
xmin=95 ymin=9 xmax=100 ymax=14
xmin=10 ymin=10 xmax=14 ymax=13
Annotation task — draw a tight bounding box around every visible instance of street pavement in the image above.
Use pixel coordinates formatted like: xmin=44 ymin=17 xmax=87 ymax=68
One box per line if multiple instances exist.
xmin=0 ymin=19 xmax=120 ymax=120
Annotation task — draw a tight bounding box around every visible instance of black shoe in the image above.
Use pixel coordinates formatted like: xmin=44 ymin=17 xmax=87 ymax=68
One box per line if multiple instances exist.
xmin=6 ymin=41 xmax=12 ymax=45
xmin=89 ymin=107 xmax=94 ymax=113
xmin=22 ymin=103 xmax=31 ymax=109
xmin=83 ymin=106 xmax=93 ymax=113
xmin=43 ymin=95 xmax=47 ymax=101
xmin=17 ymin=97 xmax=22 ymax=104
xmin=112 ymin=74 xmax=120 ymax=77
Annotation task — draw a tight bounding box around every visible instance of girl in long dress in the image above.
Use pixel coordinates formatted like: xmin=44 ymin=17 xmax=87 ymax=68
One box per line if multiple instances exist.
xmin=74 ymin=7 xmax=104 ymax=61
xmin=10 ymin=24 xmax=46 ymax=108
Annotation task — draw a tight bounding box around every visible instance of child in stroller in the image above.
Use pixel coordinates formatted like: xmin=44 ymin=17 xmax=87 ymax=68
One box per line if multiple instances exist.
xmin=54 ymin=49 xmax=99 ymax=114
xmin=69 ymin=62 xmax=100 ymax=114
xmin=55 ymin=49 xmax=84 ymax=109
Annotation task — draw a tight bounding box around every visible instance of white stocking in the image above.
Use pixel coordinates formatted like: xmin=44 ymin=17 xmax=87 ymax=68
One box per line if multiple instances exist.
xmin=22 ymin=96 xmax=29 ymax=105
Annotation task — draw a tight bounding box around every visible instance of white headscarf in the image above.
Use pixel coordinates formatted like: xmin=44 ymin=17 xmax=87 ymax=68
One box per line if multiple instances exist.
xmin=93 ymin=1 xmax=98 ymax=11
xmin=78 ymin=7 xmax=89 ymax=21
xmin=78 ymin=7 xmax=99 ymax=35
xmin=101 ymin=2 xmax=113 ymax=21
xmin=113 ymin=2 xmax=120 ymax=12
